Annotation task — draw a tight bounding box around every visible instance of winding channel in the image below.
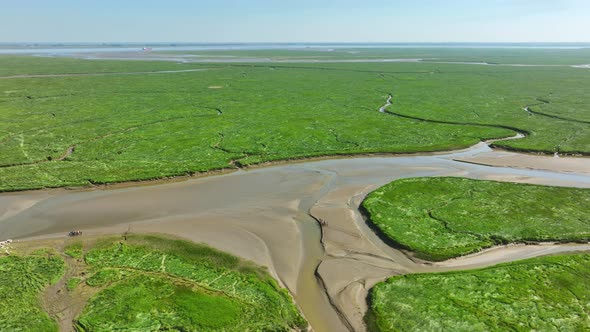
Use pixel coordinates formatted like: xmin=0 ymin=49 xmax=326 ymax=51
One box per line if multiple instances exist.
xmin=1 ymin=141 xmax=589 ymax=331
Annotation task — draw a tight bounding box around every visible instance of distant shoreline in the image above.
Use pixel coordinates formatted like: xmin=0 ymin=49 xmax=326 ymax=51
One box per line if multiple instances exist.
xmin=1 ymin=42 xmax=589 ymax=54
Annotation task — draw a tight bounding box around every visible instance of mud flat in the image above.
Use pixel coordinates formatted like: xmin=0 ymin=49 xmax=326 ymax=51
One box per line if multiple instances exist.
xmin=455 ymin=149 xmax=590 ymax=175
xmin=1 ymin=144 xmax=589 ymax=332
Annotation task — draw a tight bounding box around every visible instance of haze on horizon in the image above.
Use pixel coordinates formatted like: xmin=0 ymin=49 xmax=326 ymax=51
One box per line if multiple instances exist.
xmin=1 ymin=0 xmax=589 ymax=43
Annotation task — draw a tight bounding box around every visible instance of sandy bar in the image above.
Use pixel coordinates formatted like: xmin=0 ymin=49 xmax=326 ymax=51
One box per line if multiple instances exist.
xmin=455 ymin=150 xmax=590 ymax=175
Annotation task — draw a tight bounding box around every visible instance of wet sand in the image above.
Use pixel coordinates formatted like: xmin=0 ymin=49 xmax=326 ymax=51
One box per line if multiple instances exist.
xmin=1 ymin=145 xmax=589 ymax=332
xmin=456 ymin=149 xmax=590 ymax=175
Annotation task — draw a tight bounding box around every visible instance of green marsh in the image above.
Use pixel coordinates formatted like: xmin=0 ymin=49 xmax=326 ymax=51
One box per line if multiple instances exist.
xmin=0 ymin=235 xmax=306 ymax=331
xmin=368 ymin=253 xmax=590 ymax=332
xmin=1 ymin=54 xmax=589 ymax=191
xmin=362 ymin=177 xmax=590 ymax=261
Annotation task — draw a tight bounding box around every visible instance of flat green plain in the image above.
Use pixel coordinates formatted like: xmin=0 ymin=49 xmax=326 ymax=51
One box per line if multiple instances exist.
xmin=367 ymin=253 xmax=590 ymax=332
xmin=1 ymin=51 xmax=589 ymax=191
xmin=361 ymin=177 xmax=590 ymax=261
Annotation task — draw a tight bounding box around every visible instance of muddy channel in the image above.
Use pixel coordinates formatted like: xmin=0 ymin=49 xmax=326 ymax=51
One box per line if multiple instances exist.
xmin=1 ymin=142 xmax=589 ymax=332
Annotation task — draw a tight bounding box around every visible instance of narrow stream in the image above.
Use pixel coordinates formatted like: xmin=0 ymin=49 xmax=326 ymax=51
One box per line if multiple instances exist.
xmin=293 ymin=166 xmax=350 ymax=331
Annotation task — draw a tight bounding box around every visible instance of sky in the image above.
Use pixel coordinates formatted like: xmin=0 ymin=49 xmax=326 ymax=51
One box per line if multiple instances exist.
xmin=1 ymin=0 xmax=589 ymax=43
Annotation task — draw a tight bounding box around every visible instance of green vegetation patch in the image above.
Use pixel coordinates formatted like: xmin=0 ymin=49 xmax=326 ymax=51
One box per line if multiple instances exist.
xmin=85 ymin=268 xmax=121 ymax=287
xmin=77 ymin=274 xmax=243 ymax=331
xmin=1 ymin=235 xmax=305 ymax=331
xmin=5 ymin=55 xmax=590 ymax=191
xmin=76 ymin=235 xmax=306 ymax=331
xmin=64 ymin=241 xmax=83 ymax=258
xmin=66 ymin=277 xmax=82 ymax=291
xmin=362 ymin=177 xmax=590 ymax=261
xmin=368 ymin=253 xmax=590 ymax=332
xmin=0 ymin=254 xmax=64 ymax=331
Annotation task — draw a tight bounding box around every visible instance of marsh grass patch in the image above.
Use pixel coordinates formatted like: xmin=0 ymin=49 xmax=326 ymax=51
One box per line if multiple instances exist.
xmin=0 ymin=234 xmax=307 ymax=331
xmin=0 ymin=254 xmax=64 ymax=331
xmin=367 ymin=253 xmax=590 ymax=332
xmin=362 ymin=177 xmax=590 ymax=261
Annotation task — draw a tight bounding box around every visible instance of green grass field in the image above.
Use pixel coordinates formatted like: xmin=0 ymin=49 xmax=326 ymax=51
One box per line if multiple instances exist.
xmin=367 ymin=253 xmax=590 ymax=332
xmin=0 ymin=253 xmax=64 ymax=331
xmin=361 ymin=177 xmax=590 ymax=261
xmin=1 ymin=53 xmax=589 ymax=191
xmin=76 ymin=235 xmax=306 ymax=331
xmin=1 ymin=235 xmax=306 ymax=331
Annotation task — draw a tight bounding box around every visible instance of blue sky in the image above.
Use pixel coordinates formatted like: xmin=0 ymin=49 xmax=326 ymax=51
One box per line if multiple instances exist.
xmin=1 ymin=0 xmax=589 ymax=42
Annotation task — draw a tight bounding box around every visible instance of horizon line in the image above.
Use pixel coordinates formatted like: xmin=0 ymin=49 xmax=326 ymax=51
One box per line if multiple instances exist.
xmin=2 ymin=41 xmax=590 ymax=45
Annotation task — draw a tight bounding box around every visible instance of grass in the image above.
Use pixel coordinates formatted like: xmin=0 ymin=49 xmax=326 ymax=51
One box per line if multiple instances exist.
xmin=76 ymin=235 xmax=306 ymax=331
xmin=78 ymin=274 xmax=244 ymax=331
xmin=0 ymin=54 xmax=589 ymax=191
xmin=367 ymin=253 xmax=590 ymax=332
xmin=64 ymin=241 xmax=83 ymax=258
xmin=361 ymin=177 xmax=590 ymax=261
xmin=85 ymin=268 xmax=121 ymax=287
xmin=66 ymin=277 xmax=82 ymax=291
xmin=0 ymin=55 xmax=206 ymax=77
xmin=0 ymin=252 xmax=64 ymax=332
xmin=3 ymin=235 xmax=306 ymax=331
